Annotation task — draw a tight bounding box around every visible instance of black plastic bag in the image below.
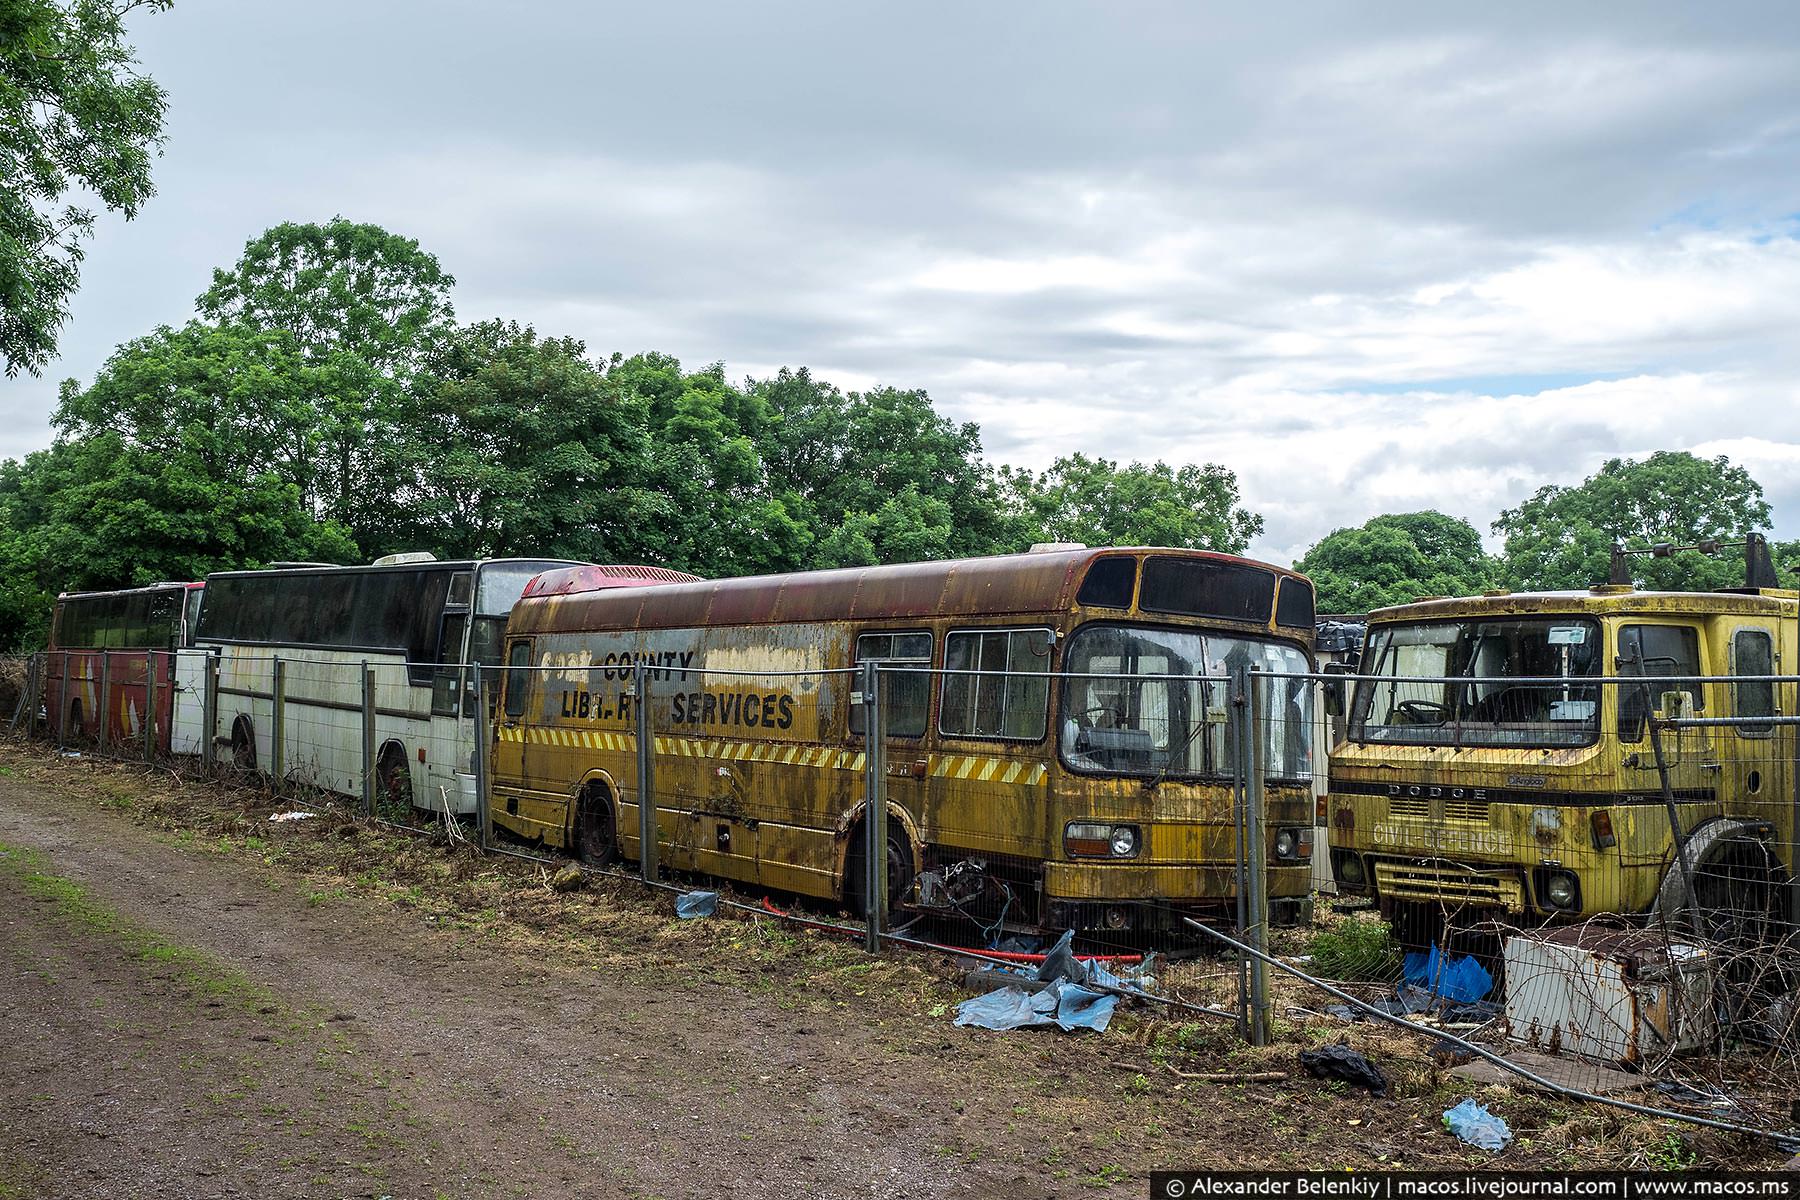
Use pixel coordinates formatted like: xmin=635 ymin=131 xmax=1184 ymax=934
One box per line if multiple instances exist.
xmin=1299 ymin=1043 xmax=1388 ymax=1097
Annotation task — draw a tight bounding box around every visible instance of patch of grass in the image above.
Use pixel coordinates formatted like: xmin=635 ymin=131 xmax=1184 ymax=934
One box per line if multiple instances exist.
xmin=1306 ymin=915 xmax=1401 ymax=982
xmin=0 ymin=839 xmax=278 ymax=1014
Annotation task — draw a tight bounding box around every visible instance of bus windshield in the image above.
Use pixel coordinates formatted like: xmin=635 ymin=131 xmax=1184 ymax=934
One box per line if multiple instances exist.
xmin=1352 ymin=617 xmax=1601 ymax=747
xmin=1059 ymin=624 xmax=1312 ymax=780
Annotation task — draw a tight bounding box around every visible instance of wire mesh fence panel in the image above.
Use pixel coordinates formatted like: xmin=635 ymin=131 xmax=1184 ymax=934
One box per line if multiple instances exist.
xmin=1314 ymin=665 xmax=1800 ymax=1140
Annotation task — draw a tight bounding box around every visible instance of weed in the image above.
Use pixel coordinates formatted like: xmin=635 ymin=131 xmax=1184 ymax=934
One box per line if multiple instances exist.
xmin=1306 ymin=915 xmax=1400 ymax=982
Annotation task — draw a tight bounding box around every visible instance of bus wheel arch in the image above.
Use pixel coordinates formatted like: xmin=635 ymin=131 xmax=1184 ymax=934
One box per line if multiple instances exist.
xmin=376 ymin=741 xmax=413 ymax=811
xmin=839 ymin=802 xmax=919 ymax=915
xmin=572 ymin=775 xmax=621 ymax=866
xmin=1655 ymin=817 xmax=1784 ymax=943
xmin=229 ymin=714 xmax=256 ymax=772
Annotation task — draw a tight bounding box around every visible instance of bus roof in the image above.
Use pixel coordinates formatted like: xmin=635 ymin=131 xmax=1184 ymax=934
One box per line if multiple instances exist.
xmin=201 ymin=556 xmax=580 ymax=582
xmin=55 ymin=581 xmax=201 ymax=602
xmin=509 ymin=547 xmax=1309 ymax=636
xmin=1368 ymin=586 xmax=1800 ymax=623
xmin=522 ymin=564 xmax=702 ymax=599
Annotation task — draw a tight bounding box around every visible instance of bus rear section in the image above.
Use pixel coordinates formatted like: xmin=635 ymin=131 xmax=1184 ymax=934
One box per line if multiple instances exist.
xmin=190 ymin=556 xmax=699 ymax=818
xmin=44 ymin=582 xmax=202 ymax=755
xmin=490 ymin=546 xmax=1320 ymax=942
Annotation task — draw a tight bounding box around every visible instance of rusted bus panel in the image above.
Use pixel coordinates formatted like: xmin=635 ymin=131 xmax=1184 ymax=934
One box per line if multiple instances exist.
xmin=509 ymin=546 xmax=1314 ymax=637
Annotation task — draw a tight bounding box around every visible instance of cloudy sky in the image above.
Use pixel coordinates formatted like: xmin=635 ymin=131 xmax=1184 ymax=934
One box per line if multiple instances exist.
xmin=8 ymin=1 xmax=1800 ymax=565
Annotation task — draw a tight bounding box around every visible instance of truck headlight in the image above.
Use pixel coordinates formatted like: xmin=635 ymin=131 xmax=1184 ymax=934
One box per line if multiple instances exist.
xmin=1535 ymin=868 xmax=1580 ymax=912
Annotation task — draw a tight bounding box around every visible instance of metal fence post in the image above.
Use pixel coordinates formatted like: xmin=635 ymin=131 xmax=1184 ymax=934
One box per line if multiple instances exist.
xmin=361 ymin=662 xmax=376 ymax=817
xmin=863 ymin=660 xmax=888 ymax=953
xmin=54 ymin=651 xmax=67 ymax=748
xmin=1229 ymin=663 xmax=1251 ymax=1039
xmin=202 ymin=653 xmax=219 ymax=770
xmin=472 ymin=663 xmax=490 ymax=851
xmin=1245 ymin=667 xmax=1272 ymax=1047
xmin=143 ymin=652 xmax=157 ymax=762
xmin=634 ymin=662 xmax=657 ymax=883
xmin=97 ymin=651 xmax=111 ymax=753
xmin=270 ymin=656 xmax=286 ymax=790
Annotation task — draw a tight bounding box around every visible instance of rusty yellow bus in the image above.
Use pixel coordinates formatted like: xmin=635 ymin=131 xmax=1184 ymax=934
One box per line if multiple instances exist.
xmin=489 ymin=547 xmax=1319 ymax=936
xmin=1329 ymin=540 xmax=1797 ymax=945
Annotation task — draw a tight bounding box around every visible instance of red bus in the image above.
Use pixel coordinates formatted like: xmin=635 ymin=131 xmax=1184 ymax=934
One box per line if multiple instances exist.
xmin=45 ymin=582 xmax=204 ymax=753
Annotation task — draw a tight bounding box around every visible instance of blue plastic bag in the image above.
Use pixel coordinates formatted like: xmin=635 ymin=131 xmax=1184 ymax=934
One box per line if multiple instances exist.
xmin=675 ymin=890 xmax=718 ymax=919
xmin=1443 ymin=1099 xmax=1512 ymax=1151
xmin=954 ymin=981 xmax=1118 ymax=1033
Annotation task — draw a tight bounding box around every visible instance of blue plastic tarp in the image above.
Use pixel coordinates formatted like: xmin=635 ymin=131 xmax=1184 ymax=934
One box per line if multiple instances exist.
xmin=675 ymin=890 xmax=718 ymax=919
xmin=954 ymin=981 xmax=1118 ymax=1033
xmin=1401 ymin=946 xmax=1494 ymax=1005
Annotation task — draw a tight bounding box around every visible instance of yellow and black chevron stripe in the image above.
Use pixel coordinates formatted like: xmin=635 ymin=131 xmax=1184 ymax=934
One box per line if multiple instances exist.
xmin=496 ymin=725 xmax=1047 ymax=785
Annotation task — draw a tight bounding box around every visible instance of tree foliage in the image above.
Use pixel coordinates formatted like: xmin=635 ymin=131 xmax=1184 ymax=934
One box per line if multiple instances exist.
xmin=1295 ymin=511 xmax=1495 ymax=615
xmin=0 ymin=217 xmax=1280 ymax=647
xmin=1000 ymin=455 xmax=1263 ymax=554
xmin=1494 ymin=452 xmax=1773 ymax=591
xmin=0 ymin=0 xmax=170 ymax=376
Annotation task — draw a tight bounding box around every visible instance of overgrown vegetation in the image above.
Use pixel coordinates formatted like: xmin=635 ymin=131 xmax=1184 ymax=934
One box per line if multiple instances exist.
xmin=1305 ymin=913 xmax=1402 ymax=982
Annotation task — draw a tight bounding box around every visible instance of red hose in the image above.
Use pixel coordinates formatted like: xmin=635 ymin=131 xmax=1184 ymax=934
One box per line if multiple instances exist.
xmin=755 ymin=896 xmax=1142 ymax=964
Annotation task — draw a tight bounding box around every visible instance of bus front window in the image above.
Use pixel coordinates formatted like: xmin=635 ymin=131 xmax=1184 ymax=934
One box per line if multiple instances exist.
xmin=1059 ymin=626 xmax=1311 ymax=780
xmin=1353 ymin=618 xmax=1600 ymax=747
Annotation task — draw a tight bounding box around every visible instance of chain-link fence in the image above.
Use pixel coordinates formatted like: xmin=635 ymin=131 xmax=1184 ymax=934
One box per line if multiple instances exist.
xmin=7 ymin=647 xmax=1800 ymax=1147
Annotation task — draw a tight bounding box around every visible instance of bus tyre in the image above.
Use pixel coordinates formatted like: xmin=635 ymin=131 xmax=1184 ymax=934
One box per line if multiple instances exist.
xmin=377 ymin=745 xmax=413 ymax=821
xmin=575 ymin=787 xmax=619 ymax=866
xmin=844 ymin=819 xmax=914 ymax=920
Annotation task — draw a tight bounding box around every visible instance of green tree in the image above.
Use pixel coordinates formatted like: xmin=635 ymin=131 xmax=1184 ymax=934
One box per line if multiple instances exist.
xmin=0 ymin=432 xmax=353 ymax=648
xmin=1295 ymin=511 xmax=1495 ymax=614
xmin=754 ymin=370 xmax=1027 ymax=565
xmin=195 ymin=218 xmax=456 ymax=546
xmin=0 ymin=0 xmax=170 ymax=376
xmin=1001 ymin=454 xmax=1262 ymax=553
xmin=393 ymin=320 xmax=662 ymax=561
xmin=1494 ymin=452 xmax=1772 ymax=591
xmin=52 ymin=319 xmax=332 ymax=507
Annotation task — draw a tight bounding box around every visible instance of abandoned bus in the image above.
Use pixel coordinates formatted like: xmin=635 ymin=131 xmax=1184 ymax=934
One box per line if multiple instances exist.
xmin=1328 ymin=537 xmax=1798 ymax=943
xmin=192 ymin=555 xmax=693 ymax=816
xmin=45 ymin=581 xmax=204 ymax=753
xmin=491 ymin=546 xmax=1318 ymax=934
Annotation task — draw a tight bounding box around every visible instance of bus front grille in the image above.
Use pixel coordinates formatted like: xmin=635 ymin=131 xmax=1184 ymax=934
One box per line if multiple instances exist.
xmin=1374 ymin=860 xmax=1523 ymax=911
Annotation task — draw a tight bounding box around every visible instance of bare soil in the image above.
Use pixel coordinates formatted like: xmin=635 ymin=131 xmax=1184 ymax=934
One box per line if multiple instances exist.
xmin=0 ymin=744 xmax=1779 ymax=1199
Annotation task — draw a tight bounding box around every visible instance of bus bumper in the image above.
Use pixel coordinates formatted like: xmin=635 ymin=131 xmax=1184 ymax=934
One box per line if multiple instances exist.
xmin=1041 ymin=862 xmax=1313 ymax=931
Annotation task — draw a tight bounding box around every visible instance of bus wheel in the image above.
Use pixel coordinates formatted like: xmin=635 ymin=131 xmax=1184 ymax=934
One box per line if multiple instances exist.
xmin=230 ymin=717 xmax=256 ymax=773
xmin=377 ymin=745 xmax=413 ymax=820
xmin=575 ymin=785 xmax=619 ymax=866
xmin=844 ymin=819 xmax=915 ymax=919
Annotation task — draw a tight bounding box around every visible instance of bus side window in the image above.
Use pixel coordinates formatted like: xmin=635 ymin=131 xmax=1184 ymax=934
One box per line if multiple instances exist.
xmin=504 ymin=641 xmax=532 ymax=721
xmin=1732 ymin=628 xmax=1775 ymax=737
xmin=940 ymin=628 xmax=1053 ymax=742
xmin=850 ymin=631 xmax=932 ymax=737
xmin=1617 ymin=624 xmax=1703 ymax=742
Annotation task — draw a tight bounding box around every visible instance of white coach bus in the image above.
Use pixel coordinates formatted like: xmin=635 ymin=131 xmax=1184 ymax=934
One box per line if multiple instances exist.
xmin=187 ymin=553 xmax=650 ymax=817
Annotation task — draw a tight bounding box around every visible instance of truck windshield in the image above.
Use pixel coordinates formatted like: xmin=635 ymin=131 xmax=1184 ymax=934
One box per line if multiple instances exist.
xmin=1351 ymin=617 xmax=1601 ymax=747
xmin=1059 ymin=625 xmax=1312 ymax=780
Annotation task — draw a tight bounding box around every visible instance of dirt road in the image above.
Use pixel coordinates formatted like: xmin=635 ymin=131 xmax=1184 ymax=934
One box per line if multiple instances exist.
xmin=0 ymin=752 xmax=1765 ymax=1198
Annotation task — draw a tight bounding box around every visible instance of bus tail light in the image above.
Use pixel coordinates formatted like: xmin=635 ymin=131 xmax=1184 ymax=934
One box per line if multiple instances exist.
xmin=1590 ymin=810 xmax=1617 ymax=850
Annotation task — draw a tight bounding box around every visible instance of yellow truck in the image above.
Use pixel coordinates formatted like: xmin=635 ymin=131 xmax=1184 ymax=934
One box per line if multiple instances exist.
xmin=1327 ymin=538 xmax=1795 ymax=948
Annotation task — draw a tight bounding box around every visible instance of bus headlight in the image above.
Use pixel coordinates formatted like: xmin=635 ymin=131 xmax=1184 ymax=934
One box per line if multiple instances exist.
xmin=1330 ymin=849 xmax=1366 ymax=889
xmin=1273 ymin=827 xmax=1311 ymax=861
xmin=1065 ymin=823 xmax=1140 ymax=858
